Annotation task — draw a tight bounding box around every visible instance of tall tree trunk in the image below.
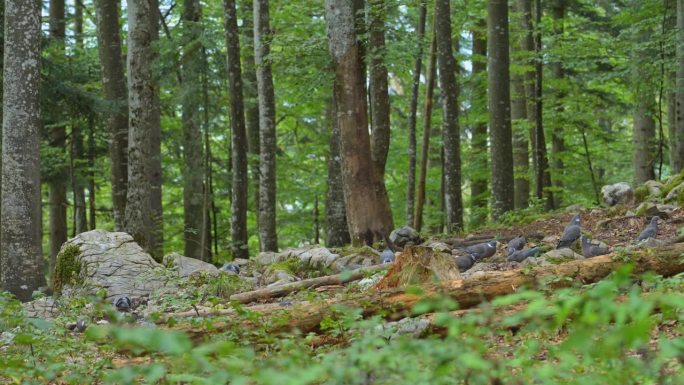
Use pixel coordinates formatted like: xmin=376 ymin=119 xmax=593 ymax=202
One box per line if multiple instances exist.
xmin=148 ymin=0 xmax=163 ymax=257
xmin=674 ymin=0 xmax=684 ymax=172
xmin=518 ymin=0 xmax=536 ymax=186
xmin=48 ymin=0 xmax=68 ymax=279
xmin=1 ymin=0 xmax=45 ymax=300
xmin=242 ymin=0 xmax=260 ymax=216
xmin=181 ymin=0 xmax=207 ymax=260
xmin=88 ymin=122 xmax=97 ymax=230
xmin=325 ymin=0 xmax=393 ymax=246
xmin=72 ymin=0 xmax=86 ymax=235
xmin=414 ymin=25 xmax=437 ymax=232
xmin=470 ymin=20 xmax=488 ymax=226
xmin=435 ymin=0 xmax=463 ymax=231
xmin=406 ymin=1 xmax=426 ymax=228
xmin=254 ymin=0 xmax=278 ymax=252
xmin=224 ymin=0 xmax=249 ymax=259
xmin=325 ymin=97 xmax=351 ymax=247
xmin=368 ymin=0 xmax=394 ymax=233
xmin=124 ymin=0 xmax=156 ymax=254
xmin=511 ymin=62 xmax=529 ymax=209
xmin=487 ymin=0 xmax=514 ymax=219
xmin=95 ymin=0 xmax=128 ymax=231
xmin=550 ymin=0 xmax=565 ymax=207
xmin=633 ymin=31 xmax=657 ymax=184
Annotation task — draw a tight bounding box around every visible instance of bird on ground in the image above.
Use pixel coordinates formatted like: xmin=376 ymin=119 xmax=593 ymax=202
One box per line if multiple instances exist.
xmin=507 ymin=236 xmax=526 ymax=256
xmin=507 ymin=247 xmax=542 ymax=263
xmin=557 ymin=214 xmax=581 ymax=249
xmin=115 ymin=296 xmax=132 ymax=312
xmin=221 ymin=263 xmax=241 ymax=275
xmin=580 ymin=235 xmax=610 ymax=258
xmin=381 ymin=247 xmax=396 ymax=264
xmin=465 ymin=240 xmax=498 ymax=260
xmin=455 ymin=254 xmax=477 ymax=272
xmin=75 ymin=319 xmax=88 ymax=333
xmin=636 ymin=216 xmax=659 ymax=242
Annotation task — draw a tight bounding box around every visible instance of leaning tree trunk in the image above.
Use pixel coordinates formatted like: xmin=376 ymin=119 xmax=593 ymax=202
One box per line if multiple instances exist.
xmin=673 ymin=0 xmax=684 ymax=172
xmin=181 ymin=0 xmax=208 ymax=260
xmin=1 ymin=0 xmax=45 ymax=301
xmin=124 ymin=0 xmax=156 ymax=253
xmin=488 ymin=0 xmax=514 ymax=219
xmin=325 ymin=96 xmax=351 ymax=247
xmin=148 ymin=0 xmax=164 ymax=258
xmin=406 ymin=1 xmax=426 ymax=227
xmin=224 ymin=0 xmax=249 ymax=259
xmin=254 ymin=0 xmax=278 ymax=252
xmin=470 ymin=20 xmax=488 ymax=226
xmin=95 ymin=0 xmax=128 ymax=231
xmin=436 ymin=0 xmax=463 ymax=232
xmin=325 ymin=0 xmax=393 ymax=246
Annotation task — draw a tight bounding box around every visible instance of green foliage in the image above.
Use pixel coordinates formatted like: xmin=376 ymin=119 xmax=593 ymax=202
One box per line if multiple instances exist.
xmin=52 ymin=244 xmax=83 ymax=296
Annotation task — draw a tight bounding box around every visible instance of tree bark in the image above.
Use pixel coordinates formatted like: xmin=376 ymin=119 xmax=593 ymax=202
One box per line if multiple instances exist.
xmin=414 ymin=25 xmax=436 ymax=232
xmin=1 ymin=0 xmax=45 ymax=301
xmin=72 ymin=0 xmax=86 ymax=236
xmin=488 ymin=0 xmax=514 ymax=219
xmin=435 ymin=0 xmax=463 ymax=231
xmin=511 ymin=69 xmax=529 ymax=209
xmin=224 ymin=0 xmax=249 ymax=259
xmin=254 ymin=0 xmax=278 ymax=252
xmin=406 ymin=1 xmax=426 ymax=228
xmin=95 ymin=0 xmax=128 ymax=231
xmin=242 ymin=0 xmax=260 ymax=217
xmin=673 ymin=0 xmax=684 ymax=172
xmin=181 ymin=0 xmax=208 ymax=260
xmin=325 ymin=0 xmax=393 ymax=246
xmin=148 ymin=0 xmax=164 ymax=258
xmin=470 ymin=20 xmax=488 ymax=226
xmin=550 ymin=0 xmax=565 ymax=207
xmin=633 ymin=34 xmax=657 ymax=185
xmin=325 ymin=96 xmax=351 ymax=247
xmin=124 ymin=0 xmax=156 ymax=254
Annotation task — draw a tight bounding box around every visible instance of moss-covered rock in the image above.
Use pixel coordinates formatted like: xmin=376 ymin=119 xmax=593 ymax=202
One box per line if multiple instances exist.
xmin=662 ymin=170 xmax=684 ymax=197
xmin=634 ymin=185 xmax=649 ymax=203
xmin=52 ymin=244 xmax=83 ymax=296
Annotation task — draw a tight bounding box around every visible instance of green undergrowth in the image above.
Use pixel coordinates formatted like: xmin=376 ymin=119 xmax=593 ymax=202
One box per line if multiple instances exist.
xmin=2 ymin=264 xmax=684 ymax=384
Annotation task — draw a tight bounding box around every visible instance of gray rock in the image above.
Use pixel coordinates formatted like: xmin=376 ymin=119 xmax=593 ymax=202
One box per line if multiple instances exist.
xmin=389 ymin=226 xmax=421 ymax=248
xmin=423 ymin=240 xmax=452 ymax=253
xmin=163 ymin=252 xmax=219 ymax=278
xmin=23 ymin=298 xmax=60 ymax=319
xmin=601 ymin=182 xmax=634 ymax=206
xmin=255 ymin=251 xmax=279 ymax=265
xmin=261 ymin=269 xmax=299 ymax=287
xmin=644 ymin=180 xmax=664 ymax=196
xmin=636 ymin=202 xmax=672 ymax=219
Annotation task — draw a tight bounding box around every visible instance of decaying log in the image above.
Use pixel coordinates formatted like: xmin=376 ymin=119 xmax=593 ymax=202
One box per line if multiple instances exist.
xmin=174 ymin=243 xmax=684 ymax=338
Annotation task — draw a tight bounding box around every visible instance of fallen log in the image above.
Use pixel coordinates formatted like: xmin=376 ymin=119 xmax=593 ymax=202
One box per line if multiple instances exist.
xmin=174 ymin=243 xmax=684 ymax=338
xmin=446 ymin=233 xmax=545 ymax=248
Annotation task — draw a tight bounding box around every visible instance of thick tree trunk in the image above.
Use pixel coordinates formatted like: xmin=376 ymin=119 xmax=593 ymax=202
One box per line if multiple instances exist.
xmin=550 ymin=0 xmax=565 ymax=207
xmin=633 ymin=76 xmax=657 ymax=183
xmin=181 ymin=0 xmax=208 ymax=260
xmin=124 ymin=0 xmax=156 ymax=253
xmin=242 ymin=0 xmax=260 ymax=216
xmin=436 ymin=0 xmax=463 ymax=231
xmin=1 ymin=0 xmax=45 ymax=301
xmin=325 ymin=0 xmax=393 ymax=246
xmin=406 ymin=1 xmax=426 ymax=227
xmin=148 ymin=0 xmax=164 ymax=258
xmin=470 ymin=20 xmax=488 ymax=226
xmin=487 ymin=0 xmax=514 ymax=219
xmin=414 ymin=26 xmax=436 ymax=232
xmin=325 ymin=97 xmax=351 ymax=247
xmin=674 ymin=0 xmax=684 ymax=172
xmin=254 ymin=0 xmax=278 ymax=252
xmin=224 ymin=0 xmax=249 ymax=259
xmin=95 ymin=0 xmax=128 ymax=231
xmin=48 ymin=0 xmax=68 ymax=278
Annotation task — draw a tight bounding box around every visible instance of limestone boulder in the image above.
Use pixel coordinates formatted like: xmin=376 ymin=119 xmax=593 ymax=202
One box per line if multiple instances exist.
xmin=163 ymin=252 xmax=219 ymax=278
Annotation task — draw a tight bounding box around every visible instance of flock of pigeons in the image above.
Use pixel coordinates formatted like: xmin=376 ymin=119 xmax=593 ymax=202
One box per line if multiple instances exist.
xmin=450 ymin=214 xmax=661 ymax=272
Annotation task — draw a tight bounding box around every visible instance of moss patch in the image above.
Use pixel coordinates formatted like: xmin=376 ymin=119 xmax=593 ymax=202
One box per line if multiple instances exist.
xmin=634 ymin=185 xmax=649 ymax=203
xmin=52 ymin=244 xmax=83 ymax=296
xmin=662 ymin=170 xmax=684 ymax=197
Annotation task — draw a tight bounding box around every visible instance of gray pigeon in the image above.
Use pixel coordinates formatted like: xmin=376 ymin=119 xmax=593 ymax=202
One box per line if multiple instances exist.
xmin=221 ymin=263 xmax=241 ymax=275
xmin=507 ymin=236 xmax=526 ymax=256
xmin=465 ymin=240 xmax=497 ymax=260
xmin=556 ymin=214 xmax=581 ymax=249
xmin=636 ymin=216 xmax=659 ymax=242
xmin=455 ymin=254 xmax=477 ymax=272
xmin=75 ymin=319 xmax=88 ymax=333
xmin=580 ymin=236 xmax=609 ymax=258
xmin=115 ymin=296 xmax=132 ymax=312
xmin=507 ymin=247 xmax=541 ymax=263
xmin=380 ymin=247 xmax=396 ymax=264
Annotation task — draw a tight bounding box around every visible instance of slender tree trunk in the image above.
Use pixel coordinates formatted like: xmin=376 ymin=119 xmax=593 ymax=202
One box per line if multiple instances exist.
xmin=48 ymin=0 xmax=68 ymax=278
xmin=470 ymin=20 xmax=488 ymax=226
xmin=95 ymin=0 xmax=128 ymax=231
xmin=72 ymin=0 xmax=86 ymax=236
xmin=224 ymin=0 xmax=249 ymax=259
xmin=325 ymin=96 xmax=351 ymax=247
xmin=242 ymin=0 xmax=260 ymax=216
xmin=1 ymin=0 xmax=45 ymax=300
xmin=181 ymin=0 xmax=207 ymax=260
xmin=674 ymin=0 xmax=684 ymax=172
xmin=148 ymin=0 xmax=163 ymax=257
xmin=511 ymin=63 xmax=529 ymax=209
xmin=518 ymin=0 xmax=536 ymax=186
xmin=633 ymin=31 xmax=657 ymax=184
xmin=488 ymin=0 xmax=514 ymax=219
xmin=406 ymin=1 xmax=426 ymax=228
xmin=325 ymin=0 xmax=393 ymax=246
xmin=254 ymin=0 xmax=278 ymax=252
xmin=124 ymin=0 xmax=155 ymax=254
xmin=88 ymin=123 xmax=97 ymax=230
xmin=201 ymin=51 xmax=214 ymax=261
xmin=550 ymin=0 xmax=565 ymax=207
xmin=435 ymin=0 xmax=463 ymax=231
xmin=414 ymin=26 xmax=436 ymax=232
